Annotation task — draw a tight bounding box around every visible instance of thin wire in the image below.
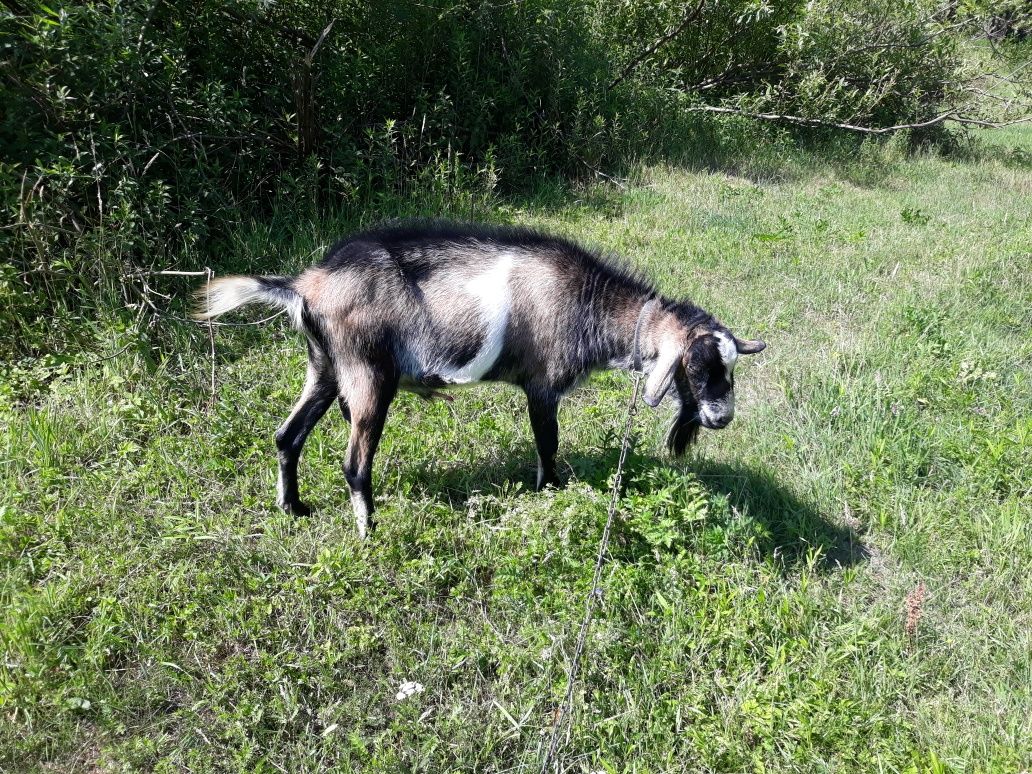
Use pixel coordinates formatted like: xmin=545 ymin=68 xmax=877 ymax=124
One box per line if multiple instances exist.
xmin=540 ymin=371 xmax=643 ymax=774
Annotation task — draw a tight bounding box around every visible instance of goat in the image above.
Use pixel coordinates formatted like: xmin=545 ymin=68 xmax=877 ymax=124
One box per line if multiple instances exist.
xmin=194 ymin=221 xmax=766 ymax=538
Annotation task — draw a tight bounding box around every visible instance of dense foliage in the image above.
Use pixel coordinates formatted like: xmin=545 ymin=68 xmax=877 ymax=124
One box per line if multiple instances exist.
xmin=0 ymin=0 xmax=1025 ymax=362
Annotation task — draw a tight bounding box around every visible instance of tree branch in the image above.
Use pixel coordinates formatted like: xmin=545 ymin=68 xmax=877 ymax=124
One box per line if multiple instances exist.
xmin=682 ymin=104 xmax=1032 ymax=133
xmin=305 ymin=19 xmax=335 ymax=66
xmin=830 ymin=17 xmax=970 ymax=58
xmin=609 ymin=0 xmax=706 ymax=91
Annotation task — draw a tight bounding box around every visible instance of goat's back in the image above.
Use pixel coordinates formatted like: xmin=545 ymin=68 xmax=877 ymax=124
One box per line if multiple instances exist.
xmin=292 ymin=221 xmax=649 ymax=388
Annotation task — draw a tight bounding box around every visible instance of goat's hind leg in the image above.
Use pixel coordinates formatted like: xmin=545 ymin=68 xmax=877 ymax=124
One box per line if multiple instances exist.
xmin=340 ymin=362 xmax=397 ymax=539
xmin=275 ymin=346 xmax=337 ymax=516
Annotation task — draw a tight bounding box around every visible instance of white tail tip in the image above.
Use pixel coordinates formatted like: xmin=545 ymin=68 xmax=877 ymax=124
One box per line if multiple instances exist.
xmin=191 ymin=276 xmax=262 ymax=320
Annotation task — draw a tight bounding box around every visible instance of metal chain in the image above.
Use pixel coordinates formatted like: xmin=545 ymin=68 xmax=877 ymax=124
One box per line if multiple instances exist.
xmin=540 ymin=370 xmax=644 ymax=774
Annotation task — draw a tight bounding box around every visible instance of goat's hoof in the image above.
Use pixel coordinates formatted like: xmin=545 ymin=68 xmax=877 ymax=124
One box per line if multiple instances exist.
xmin=280 ymin=500 xmax=312 ymax=517
xmin=356 ymin=516 xmax=376 ymax=540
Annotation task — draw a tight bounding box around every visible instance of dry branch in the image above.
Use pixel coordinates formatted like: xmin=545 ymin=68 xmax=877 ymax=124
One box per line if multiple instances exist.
xmin=682 ymin=104 xmax=1032 ymax=133
xmin=205 ymin=267 xmax=216 ymax=401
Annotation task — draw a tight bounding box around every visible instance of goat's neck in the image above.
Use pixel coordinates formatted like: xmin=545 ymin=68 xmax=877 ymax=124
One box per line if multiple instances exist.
xmin=598 ymin=292 xmax=661 ymax=372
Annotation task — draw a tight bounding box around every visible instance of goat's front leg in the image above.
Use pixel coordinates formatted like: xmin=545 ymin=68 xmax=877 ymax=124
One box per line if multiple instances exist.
xmin=341 ymin=364 xmax=397 ymax=539
xmin=525 ymin=389 xmax=561 ymax=491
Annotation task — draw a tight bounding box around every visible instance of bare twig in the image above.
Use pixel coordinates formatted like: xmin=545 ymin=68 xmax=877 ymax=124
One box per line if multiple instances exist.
xmin=205 ymin=267 xmax=216 ymax=402
xmin=306 ymin=19 xmax=335 ymax=65
xmin=88 ymin=128 xmax=103 ymax=222
xmin=18 ymin=168 xmax=28 ymax=225
xmin=295 ymin=19 xmax=335 ymax=159
xmin=141 ymin=281 xmax=171 ymax=300
xmin=609 ymin=0 xmax=706 ymax=91
xmin=140 ymin=150 xmax=162 ymax=176
xmin=81 ymin=341 xmax=134 ymax=366
xmin=129 ymin=282 xmax=162 ymax=314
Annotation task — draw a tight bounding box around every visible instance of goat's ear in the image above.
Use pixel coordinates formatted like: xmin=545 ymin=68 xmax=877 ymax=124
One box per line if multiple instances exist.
xmin=643 ymin=344 xmax=680 ymax=408
xmin=735 ymin=337 xmax=766 ymax=355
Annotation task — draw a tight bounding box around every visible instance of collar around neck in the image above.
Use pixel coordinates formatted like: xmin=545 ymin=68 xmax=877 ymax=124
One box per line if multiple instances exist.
xmin=631 ymin=297 xmax=658 ymax=373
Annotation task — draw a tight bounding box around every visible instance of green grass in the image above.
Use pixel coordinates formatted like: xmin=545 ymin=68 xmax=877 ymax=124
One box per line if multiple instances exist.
xmin=2 ymin=127 xmax=1031 ymax=772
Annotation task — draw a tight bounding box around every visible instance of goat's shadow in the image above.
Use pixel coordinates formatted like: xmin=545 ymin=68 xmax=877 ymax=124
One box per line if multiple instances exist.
xmin=406 ymin=445 xmax=869 ymax=574
xmin=681 ymin=457 xmax=869 ymax=571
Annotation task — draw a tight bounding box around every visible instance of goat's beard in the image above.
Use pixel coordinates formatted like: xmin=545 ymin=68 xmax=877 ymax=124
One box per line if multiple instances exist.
xmin=666 ymin=377 xmax=701 ymax=456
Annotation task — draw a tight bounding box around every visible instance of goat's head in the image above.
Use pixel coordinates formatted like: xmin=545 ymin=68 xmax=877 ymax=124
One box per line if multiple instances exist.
xmin=642 ymin=309 xmax=765 ymax=454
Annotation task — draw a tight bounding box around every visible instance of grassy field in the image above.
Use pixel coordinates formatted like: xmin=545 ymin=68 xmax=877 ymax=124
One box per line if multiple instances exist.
xmin=2 ymin=127 xmax=1031 ymax=772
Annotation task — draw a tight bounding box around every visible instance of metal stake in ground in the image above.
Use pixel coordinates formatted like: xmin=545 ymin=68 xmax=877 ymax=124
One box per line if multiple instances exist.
xmin=540 ymin=371 xmax=643 ymax=774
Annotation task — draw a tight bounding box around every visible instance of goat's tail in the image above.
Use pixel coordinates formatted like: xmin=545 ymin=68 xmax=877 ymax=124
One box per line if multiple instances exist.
xmin=192 ymin=275 xmax=301 ymax=323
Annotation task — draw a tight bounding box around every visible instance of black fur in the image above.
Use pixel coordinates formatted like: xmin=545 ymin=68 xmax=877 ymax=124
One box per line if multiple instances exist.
xmin=322 ymin=219 xmax=654 ymax=296
xmin=255 ymin=275 xmax=299 ymax=305
xmin=667 ymin=371 xmax=702 ymax=455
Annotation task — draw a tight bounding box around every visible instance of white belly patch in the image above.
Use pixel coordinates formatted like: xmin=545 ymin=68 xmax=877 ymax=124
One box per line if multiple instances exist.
xmin=439 ymin=254 xmax=514 ymax=384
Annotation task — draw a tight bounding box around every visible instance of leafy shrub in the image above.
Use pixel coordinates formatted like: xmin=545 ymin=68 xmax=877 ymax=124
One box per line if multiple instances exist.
xmin=769 ymin=0 xmax=960 ymax=128
xmin=624 ymin=466 xmax=709 ymax=551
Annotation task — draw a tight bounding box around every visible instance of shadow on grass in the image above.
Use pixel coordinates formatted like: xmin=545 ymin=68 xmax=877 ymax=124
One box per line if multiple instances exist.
xmin=689 ymin=457 xmax=870 ymax=572
xmin=404 ymin=442 xmax=869 ymax=573
xmin=405 ymin=442 xmax=539 ymax=505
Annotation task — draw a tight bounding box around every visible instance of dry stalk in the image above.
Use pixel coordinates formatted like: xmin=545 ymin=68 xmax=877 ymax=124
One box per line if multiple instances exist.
xmin=904 ymin=582 xmax=928 ymax=641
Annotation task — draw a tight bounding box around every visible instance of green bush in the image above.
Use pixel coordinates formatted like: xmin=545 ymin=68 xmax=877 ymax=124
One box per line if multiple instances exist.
xmin=770 ymin=0 xmax=960 ymax=128
xmin=1 ymin=1 xmax=615 ymax=361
